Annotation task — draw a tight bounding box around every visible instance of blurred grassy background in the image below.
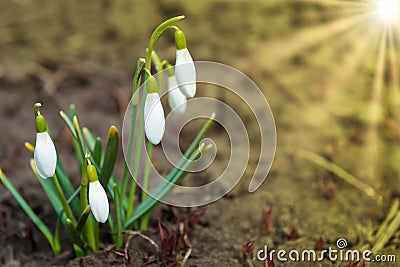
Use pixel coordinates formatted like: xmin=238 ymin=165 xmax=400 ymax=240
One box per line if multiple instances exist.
xmin=2 ymin=0 xmax=399 ymax=192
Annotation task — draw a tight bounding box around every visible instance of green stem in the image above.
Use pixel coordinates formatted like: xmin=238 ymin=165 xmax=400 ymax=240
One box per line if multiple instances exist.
xmin=80 ymin=184 xmax=96 ymax=251
xmin=141 ymin=51 xmax=162 ymax=228
xmin=126 ymin=16 xmax=184 ymax=220
xmin=122 ymin=59 xmax=145 ymax=220
xmin=145 ymin=16 xmax=185 ymax=69
xmin=53 ymin=173 xmax=76 ymax=225
xmin=114 ymin=184 xmax=123 ymax=248
xmin=139 ymin=142 xmax=153 ymax=230
xmin=151 ymin=50 xmax=163 ymax=72
xmin=121 ymin=106 xmax=136 ymax=197
xmin=120 ymin=108 xmax=136 ymax=222
xmin=126 ymin=97 xmax=145 ymax=220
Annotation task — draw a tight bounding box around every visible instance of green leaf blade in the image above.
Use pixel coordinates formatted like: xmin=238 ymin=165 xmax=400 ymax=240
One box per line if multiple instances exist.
xmin=100 ymin=126 xmax=119 ymax=188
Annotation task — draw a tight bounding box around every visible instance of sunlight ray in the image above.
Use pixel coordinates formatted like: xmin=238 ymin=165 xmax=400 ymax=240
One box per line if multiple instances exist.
xmin=294 ymin=0 xmax=370 ymax=8
xmin=325 ymin=23 xmax=381 ymax=108
xmin=361 ymin=26 xmax=387 ymax=184
xmin=252 ymin=12 xmax=374 ymax=69
xmin=292 ymin=0 xmax=373 ymax=15
xmin=370 ymin=26 xmax=387 ymax=114
xmin=387 ymin=26 xmax=400 ymax=117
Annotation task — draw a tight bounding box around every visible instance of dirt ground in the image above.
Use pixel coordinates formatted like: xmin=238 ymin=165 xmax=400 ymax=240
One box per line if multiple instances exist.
xmin=1 ymin=1 xmax=400 ymax=266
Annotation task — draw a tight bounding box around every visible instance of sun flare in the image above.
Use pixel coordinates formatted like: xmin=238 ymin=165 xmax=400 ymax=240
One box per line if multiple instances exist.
xmin=375 ymin=0 xmax=400 ymax=23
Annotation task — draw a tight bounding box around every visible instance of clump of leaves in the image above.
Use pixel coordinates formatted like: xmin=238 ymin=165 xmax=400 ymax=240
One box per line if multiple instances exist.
xmin=158 ymin=220 xmax=178 ymax=267
xmin=158 ymin=208 xmax=206 ymax=266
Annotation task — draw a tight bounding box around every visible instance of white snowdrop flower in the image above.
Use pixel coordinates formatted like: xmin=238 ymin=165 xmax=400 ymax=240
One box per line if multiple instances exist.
xmin=34 ymin=110 xmax=57 ymax=179
xmin=34 ymin=132 xmax=57 ymax=179
xmin=167 ymin=74 xmax=187 ymax=114
xmin=174 ymin=30 xmax=196 ymax=98
xmin=87 ymin=165 xmax=109 ymax=223
xmin=144 ymin=92 xmax=165 ymax=145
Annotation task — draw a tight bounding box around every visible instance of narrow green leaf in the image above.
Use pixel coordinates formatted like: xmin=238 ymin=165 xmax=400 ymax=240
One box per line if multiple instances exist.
xmin=139 ymin=142 xmax=153 ymax=230
xmin=76 ymin=206 xmax=91 ymax=233
xmin=99 ymin=126 xmax=119 ymax=188
xmin=124 ymin=114 xmax=214 ymax=228
xmin=43 ymin=114 xmax=80 ymax=213
xmin=82 ymin=127 xmax=96 ymax=150
xmin=53 ymin=215 xmax=62 ymax=255
xmin=92 ymin=138 xmax=103 ymax=166
xmin=124 ymin=143 xmax=204 ymax=228
xmin=66 ymin=186 xmax=81 ymax=204
xmin=72 ymin=140 xmax=84 ymax=171
xmin=113 ymin=184 xmax=123 ymax=248
xmin=59 ymin=110 xmax=77 ymax=139
xmin=84 ymin=125 xmax=125 ymax=207
xmin=0 ymin=170 xmax=57 ymax=253
xmin=69 ymin=104 xmax=78 ymax=119
xmin=29 ymin=159 xmax=63 ymax=215
xmin=72 ymin=115 xmax=87 ymax=158
xmin=107 ymin=212 xmax=114 ymax=232
xmin=65 ymin=219 xmax=86 ymax=249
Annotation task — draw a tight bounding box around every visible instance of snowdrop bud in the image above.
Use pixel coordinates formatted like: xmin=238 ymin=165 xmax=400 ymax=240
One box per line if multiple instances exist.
xmin=174 ymin=30 xmax=187 ymax=50
xmin=144 ymin=92 xmax=165 ymax=145
xmin=167 ymin=74 xmax=187 ymax=114
xmin=146 ymin=74 xmax=159 ymax=94
xmin=87 ymin=164 xmax=109 ymax=223
xmin=174 ymin=30 xmax=196 ymax=98
xmin=34 ymin=112 xmax=57 ymax=179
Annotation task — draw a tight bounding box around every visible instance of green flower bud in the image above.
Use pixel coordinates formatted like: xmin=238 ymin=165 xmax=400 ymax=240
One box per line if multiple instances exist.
xmin=35 ymin=114 xmax=47 ymax=133
xmin=166 ymin=63 xmax=175 ymax=77
xmin=87 ymin=164 xmax=99 ymax=183
xmin=175 ymin=30 xmax=187 ymax=50
xmin=146 ymin=74 xmax=159 ymax=94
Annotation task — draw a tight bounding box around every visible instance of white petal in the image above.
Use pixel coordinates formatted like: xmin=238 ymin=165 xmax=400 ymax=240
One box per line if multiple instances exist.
xmin=144 ymin=93 xmax=165 ymax=145
xmin=175 ymin=48 xmax=196 ymax=98
xmin=34 ymin=132 xmax=57 ymax=179
xmin=168 ymin=75 xmax=187 ymax=114
xmin=89 ymin=181 xmax=109 ymax=223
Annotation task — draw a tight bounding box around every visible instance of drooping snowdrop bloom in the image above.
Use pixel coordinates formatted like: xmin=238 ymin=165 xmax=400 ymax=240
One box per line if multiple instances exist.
xmin=87 ymin=164 xmax=109 ymax=223
xmin=33 ymin=105 xmax=57 ymax=179
xmin=166 ymin=65 xmax=187 ymax=114
xmin=144 ymin=75 xmax=165 ymax=145
xmin=174 ymin=30 xmax=196 ymax=98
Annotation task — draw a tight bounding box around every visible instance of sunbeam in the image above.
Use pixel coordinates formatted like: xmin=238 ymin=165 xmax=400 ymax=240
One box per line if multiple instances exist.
xmin=251 ymin=12 xmax=373 ymax=70
xmin=325 ymin=22 xmax=381 ymax=108
xmin=387 ymin=26 xmax=400 ymax=116
xmin=250 ymin=0 xmax=400 ymax=185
